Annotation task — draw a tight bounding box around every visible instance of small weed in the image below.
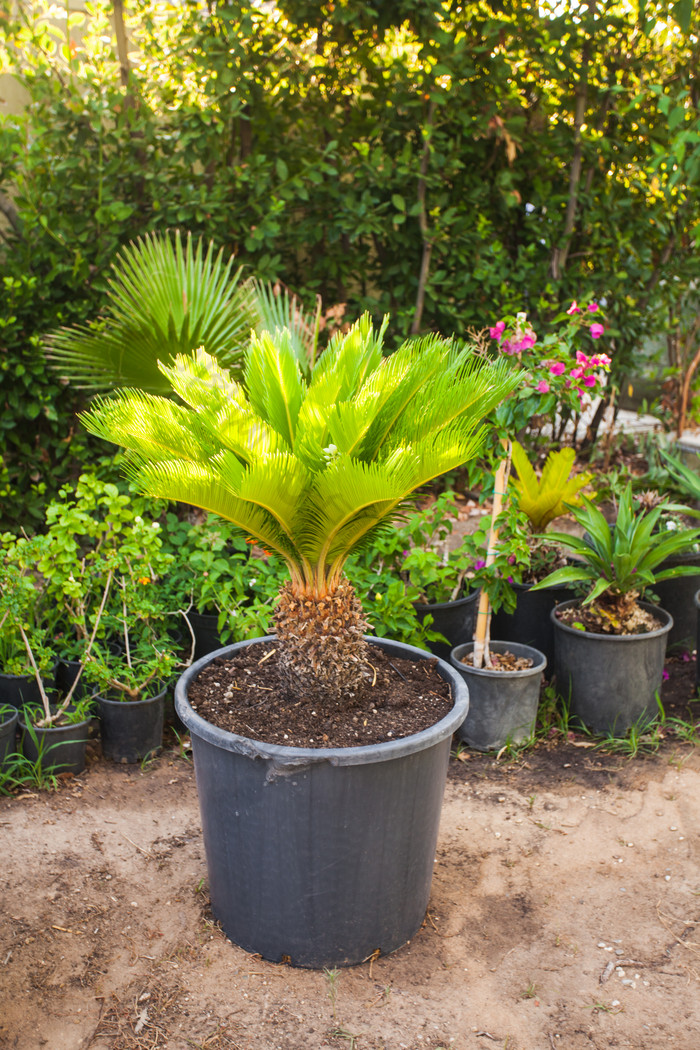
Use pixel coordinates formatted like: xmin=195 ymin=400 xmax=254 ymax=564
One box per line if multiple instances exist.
xmin=170 ymin=727 xmax=193 ymax=762
xmin=0 ymin=746 xmax=62 ymax=794
xmin=328 ymin=1026 xmax=359 ymax=1049
xmin=527 ymin=794 xmax=536 ymax=810
xmin=139 ymin=748 xmax=160 ymax=771
xmin=595 ymin=717 xmax=662 ymax=758
xmin=521 ymin=981 xmax=537 ymax=999
xmin=195 ymin=877 xmax=206 ymax=894
xmin=588 ymin=999 xmax=622 ymax=1014
xmin=324 ymin=966 xmax=341 ymax=1021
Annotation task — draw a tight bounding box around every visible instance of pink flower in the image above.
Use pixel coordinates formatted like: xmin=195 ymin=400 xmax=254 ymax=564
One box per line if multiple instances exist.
xmin=490 ymin=321 xmax=506 ymax=340
xmin=588 ymin=302 xmax=599 ymax=312
xmin=662 ymin=668 xmax=670 ymax=681
xmin=517 ymin=333 xmax=537 ymax=351
xmin=549 ymin=361 xmax=566 ymax=376
xmin=536 ymin=379 xmax=550 ymax=393
xmin=576 ymin=350 xmax=589 ymax=366
xmin=570 ymin=367 xmax=583 ymax=380
xmin=567 ymin=302 xmax=581 ymax=315
xmin=474 ymin=559 xmax=486 ymax=570
xmin=583 ymin=374 xmax=597 ymax=388
xmin=590 ymin=323 xmax=605 ymax=339
xmin=590 ymin=352 xmax=611 ymax=368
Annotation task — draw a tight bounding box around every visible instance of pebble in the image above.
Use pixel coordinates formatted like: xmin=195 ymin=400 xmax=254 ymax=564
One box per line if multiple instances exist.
xmin=615 ymin=949 xmax=624 ymax=956
xmin=665 ymin=875 xmax=671 ymax=881
xmin=621 ymin=979 xmax=636 ymax=987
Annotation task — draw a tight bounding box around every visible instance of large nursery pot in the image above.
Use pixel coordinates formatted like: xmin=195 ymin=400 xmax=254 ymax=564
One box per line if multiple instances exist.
xmin=0 ymin=706 xmax=19 ymax=770
xmin=490 ymin=582 xmax=575 ymax=670
xmin=97 ymin=686 xmax=166 ymax=764
xmin=552 ymin=599 xmax=672 ymax=736
xmin=19 ymin=707 xmax=91 ymax=775
xmin=413 ymin=589 xmax=479 ymax=661
xmin=174 ymin=635 xmax=469 ymax=969
xmin=449 ymin=640 xmax=546 ymax=751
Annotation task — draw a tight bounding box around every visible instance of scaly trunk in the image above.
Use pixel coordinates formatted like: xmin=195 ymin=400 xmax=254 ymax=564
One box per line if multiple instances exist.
xmin=273 ymin=577 xmax=371 ymax=706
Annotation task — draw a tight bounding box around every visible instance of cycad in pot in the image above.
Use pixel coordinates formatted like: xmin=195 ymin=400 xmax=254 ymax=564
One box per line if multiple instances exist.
xmin=82 ymin=315 xmax=516 ymax=706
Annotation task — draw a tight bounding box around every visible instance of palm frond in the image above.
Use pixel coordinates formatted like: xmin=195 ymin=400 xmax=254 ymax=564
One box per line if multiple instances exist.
xmin=158 ymin=348 xmax=247 ymax=414
xmin=245 ymin=329 xmax=305 ymax=447
xmin=46 ymin=231 xmax=258 ymax=393
xmin=251 ymin=278 xmax=320 ymax=373
xmin=81 ymin=391 xmax=219 ymax=464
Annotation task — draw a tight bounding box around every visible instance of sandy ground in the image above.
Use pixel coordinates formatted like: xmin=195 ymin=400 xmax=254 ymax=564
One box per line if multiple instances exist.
xmin=2 ymin=669 xmax=700 ymax=1050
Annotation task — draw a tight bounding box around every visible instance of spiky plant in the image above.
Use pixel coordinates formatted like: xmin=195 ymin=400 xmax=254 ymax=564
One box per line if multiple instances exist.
xmin=532 ymin=483 xmax=700 ymax=625
xmin=45 ymin=231 xmax=318 ymax=394
xmin=81 ymin=315 xmax=517 ymax=706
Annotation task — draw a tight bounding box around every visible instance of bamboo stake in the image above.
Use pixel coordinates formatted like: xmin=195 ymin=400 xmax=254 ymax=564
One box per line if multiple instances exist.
xmin=472 ymin=440 xmax=512 ymax=669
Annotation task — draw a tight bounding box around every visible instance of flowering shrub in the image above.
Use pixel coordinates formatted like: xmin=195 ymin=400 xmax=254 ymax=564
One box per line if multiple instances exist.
xmin=488 ymin=297 xmax=612 ymax=442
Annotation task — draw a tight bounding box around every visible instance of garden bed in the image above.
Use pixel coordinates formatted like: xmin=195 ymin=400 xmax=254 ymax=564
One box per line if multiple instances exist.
xmin=1 ymin=658 xmax=699 ymax=1050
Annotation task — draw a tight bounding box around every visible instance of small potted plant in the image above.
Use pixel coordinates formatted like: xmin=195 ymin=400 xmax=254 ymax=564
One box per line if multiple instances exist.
xmin=531 ymin=484 xmax=700 ymax=734
xmin=0 ymin=532 xmax=93 ymax=775
xmin=490 ymin=440 xmax=595 ymax=666
xmin=81 ymin=313 xmax=516 ymax=967
xmin=447 ymin=298 xmax=611 ymax=751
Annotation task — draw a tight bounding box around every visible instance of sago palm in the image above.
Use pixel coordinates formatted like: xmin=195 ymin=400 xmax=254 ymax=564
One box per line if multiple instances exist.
xmin=82 ymin=315 xmax=517 ymax=705
xmin=45 ymin=231 xmax=319 ymax=394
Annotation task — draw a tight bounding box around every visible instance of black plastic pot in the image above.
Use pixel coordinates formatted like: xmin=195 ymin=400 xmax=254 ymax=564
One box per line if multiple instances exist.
xmin=189 ymin=610 xmax=223 ymax=661
xmin=97 ymin=687 xmax=166 ymax=764
xmin=174 ymin=636 xmax=469 ymax=969
xmin=653 ymin=552 xmax=700 ymax=651
xmin=0 ymin=673 xmax=42 ymax=710
xmin=0 ymin=707 xmax=19 ymax=770
xmin=19 ymin=710 xmax=90 ymax=774
xmin=413 ymin=589 xmax=479 ymax=661
xmin=54 ymin=658 xmax=88 ymax=701
xmin=449 ymin=640 xmax=546 ymax=751
xmin=552 ymin=599 xmax=672 ymax=736
xmin=490 ymin=582 xmax=576 ymax=671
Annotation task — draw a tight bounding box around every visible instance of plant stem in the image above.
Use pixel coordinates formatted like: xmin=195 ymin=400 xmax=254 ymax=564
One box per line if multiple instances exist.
xmin=472 ymin=441 xmax=511 ymax=669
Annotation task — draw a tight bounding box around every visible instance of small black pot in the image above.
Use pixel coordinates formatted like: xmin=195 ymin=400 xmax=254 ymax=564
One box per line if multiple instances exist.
xmin=54 ymin=658 xmax=88 ymax=701
xmin=450 ymin=640 xmax=547 ymax=751
xmin=413 ymin=589 xmax=479 ymax=661
xmin=189 ymin=610 xmax=223 ymax=661
xmin=552 ymin=599 xmax=672 ymax=735
xmin=175 ymin=636 xmax=468 ymax=969
xmin=653 ymin=552 xmax=700 ymax=651
xmin=97 ymin=687 xmax=166 ymax=764
xmin=0 ymin=707 xmax=19 ymax=770
xmin=490 ymin=582 xmax=576 ymax=671
xmin=0 ymin=673 xmax=42 ymax=711
xmin=19 ymin=710 xmax=90 ymax=775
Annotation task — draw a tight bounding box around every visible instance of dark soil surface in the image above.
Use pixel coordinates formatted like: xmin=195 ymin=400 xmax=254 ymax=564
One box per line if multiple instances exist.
xmin=186 ymin=642 xmax=453 ymax=748
xmin=555 ymin=598 xmax=664 ymax=636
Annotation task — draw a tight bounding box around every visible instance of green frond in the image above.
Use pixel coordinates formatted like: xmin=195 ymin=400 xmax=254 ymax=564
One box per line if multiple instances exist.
xmin=158 ymin=348 xmax=248 ymax=414
xmin=310 ymin=313 xmax=387 ymax=396
xmin=512 ymin=442 xmax=594 ymax=531
xmin=300 ymin=455 xmax=418 ymax=573
xmin=245 ymin=329 xmax=305 ymax=446
xmin=46 ymin=231 xmax=258 ymax=393
xmin=251 ymin=278 xmax=320 ymax=373
xmin=132 ymin=458 xmax=303 ymax=567
xmin=81 ymin=391 xmax=218 ymax=464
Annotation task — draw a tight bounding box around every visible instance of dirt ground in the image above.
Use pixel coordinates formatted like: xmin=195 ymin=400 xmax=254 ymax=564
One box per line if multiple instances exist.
xmin=2 ymin=660 xmax=700 ymax=1050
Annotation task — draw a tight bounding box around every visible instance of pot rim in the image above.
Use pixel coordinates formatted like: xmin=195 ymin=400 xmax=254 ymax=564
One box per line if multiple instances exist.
xmin=96 ymin=685 xmax=168 ymax=706
xmin=0 ymin=706 xmax=18 ymax=730
xmin=412 ymin=588 xmax=479 ymax=613
xmin=174 ymin=635 xmax=469 ymax=767
xmin=550 ymin=598 xmax=673 ymax=641
xmin=450 ymin=640 xmax=547 ymax=678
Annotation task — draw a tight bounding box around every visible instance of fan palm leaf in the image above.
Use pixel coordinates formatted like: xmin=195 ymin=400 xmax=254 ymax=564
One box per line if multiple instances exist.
xmin=45 ymin=231 xmax=319 ymax=394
